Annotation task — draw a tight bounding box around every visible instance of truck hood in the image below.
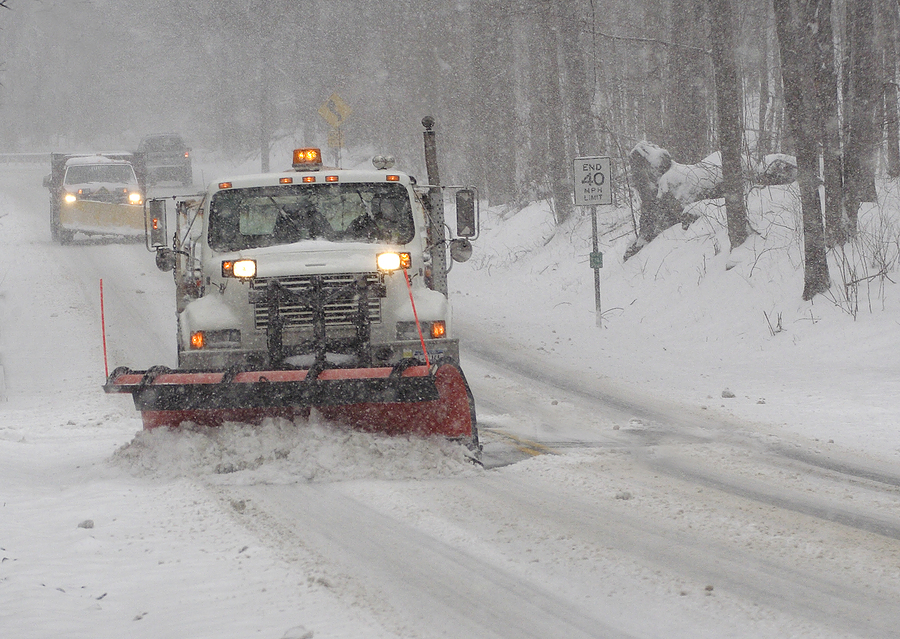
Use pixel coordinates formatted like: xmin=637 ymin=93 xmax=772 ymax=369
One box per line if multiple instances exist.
xmin=65 ymin=181 xmax=137 ymax=192
xmin=221 ymin=241 xmax=400 ymax=277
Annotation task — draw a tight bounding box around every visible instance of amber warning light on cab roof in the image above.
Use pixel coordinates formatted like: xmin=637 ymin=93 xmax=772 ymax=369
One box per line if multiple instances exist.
xmin=292 ymin=148 xmax=323 ymax=171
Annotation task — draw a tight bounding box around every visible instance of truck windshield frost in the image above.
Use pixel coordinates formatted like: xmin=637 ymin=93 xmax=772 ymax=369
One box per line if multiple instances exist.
xmin=208 ymin=182 xmax=415 ymax=251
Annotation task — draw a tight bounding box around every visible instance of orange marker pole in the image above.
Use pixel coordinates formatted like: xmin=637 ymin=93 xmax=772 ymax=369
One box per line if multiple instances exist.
xmin=403 ymin=270 xmax=430 ymax=367
xmin=100 ymin=279 xmax=109 ymax=378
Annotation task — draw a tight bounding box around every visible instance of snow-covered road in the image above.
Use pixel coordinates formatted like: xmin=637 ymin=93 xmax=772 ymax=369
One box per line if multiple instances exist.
xmin=3 ymin=164 xmax=900 ymax=638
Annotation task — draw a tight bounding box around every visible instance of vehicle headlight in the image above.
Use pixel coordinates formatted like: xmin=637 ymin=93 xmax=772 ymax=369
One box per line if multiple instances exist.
xmin=222 ymin=259 xmax=256 ymax=279
xmin=377 ymin=252 xmax=411 ymax=272
xmin=63 ymin=193 xmax=77 ymax=204
xmin=128 ymin=192 xmax=142 ymax=204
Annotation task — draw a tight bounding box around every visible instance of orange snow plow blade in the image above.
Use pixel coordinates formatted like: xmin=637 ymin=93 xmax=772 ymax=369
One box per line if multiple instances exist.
xmin=104 ymin=362 xmax=474 ymax=440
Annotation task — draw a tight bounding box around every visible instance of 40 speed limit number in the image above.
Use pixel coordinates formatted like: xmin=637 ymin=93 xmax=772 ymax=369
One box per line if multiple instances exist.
xmin=573 ymin=156 xmax=612 ymax=206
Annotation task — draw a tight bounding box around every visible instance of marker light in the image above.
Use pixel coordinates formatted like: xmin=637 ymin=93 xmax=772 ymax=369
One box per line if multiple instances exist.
xmin=292 ymin=148 xmax=323 ymax=171
xmin=190 ymin=329 xmax=244 ymax=350
xmin=377 ymin=252 xmax=411 ymax=271
xmin=222 ymin=259 xmax=257 ymax=279
xmin=218 ymin=182 xmax=232 ymax=189
xmin=128 ymin=192 xmax=142 ymax=204
xmin=325 ymin=175 xmax=339 ymax=182
xmin=430 ymin=320 xmax=446 ymax=339
xmin=386 ymin=174 xmax=400 ymax=182
xmin=64 ymin=193 xmax=77 ymax=204
xmin=302 ymin=175 xmax=316 ymax=183
xmin=280 ymin=177 xmax=293 ymax=184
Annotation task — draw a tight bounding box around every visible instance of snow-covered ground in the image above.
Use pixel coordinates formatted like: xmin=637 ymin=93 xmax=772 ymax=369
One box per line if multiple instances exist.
xmin=455 ymin=180 xmax=900 ymax=461
xmin=2 ymin=155 xmax=900 ymax=638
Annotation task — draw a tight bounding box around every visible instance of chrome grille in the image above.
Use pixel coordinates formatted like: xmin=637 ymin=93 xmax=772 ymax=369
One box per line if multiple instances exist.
xmin=251 ymin=273 xmax=382 ymax=330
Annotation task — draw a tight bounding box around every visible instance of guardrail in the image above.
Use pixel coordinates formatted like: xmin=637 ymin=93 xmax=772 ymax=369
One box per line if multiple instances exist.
xmin=0 ymin=153 xmax=50 ymax=165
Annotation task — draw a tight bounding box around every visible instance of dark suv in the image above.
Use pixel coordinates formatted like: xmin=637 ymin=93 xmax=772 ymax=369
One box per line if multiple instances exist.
xmin=137 ymin=134 xmax=192 ymax=186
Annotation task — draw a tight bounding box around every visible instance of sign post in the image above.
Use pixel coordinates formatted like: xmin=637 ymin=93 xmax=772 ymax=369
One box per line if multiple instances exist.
xmin=573 ymin=156 xmax=612 ymax=327
xmin=318 ymin=93 xmax=352 ymax=167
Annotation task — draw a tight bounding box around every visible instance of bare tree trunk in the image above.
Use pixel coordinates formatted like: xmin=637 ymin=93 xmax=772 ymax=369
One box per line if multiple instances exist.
xmin=812 ymin=0 xmax=846 ymax=247
xmin=844 ymin=0 xmax=879 ymax=231
xmin=878 ymin=0 xmax=900 ymax=177
xmin=472 ymin=0 xmax=516 ymax=204
xmin=667 ymin=0 xmax=713 ymax=162
xmin=772 ymin=45 xmax=787 ymax=152
xmin=546 ymin=3 xmax=573 ymax=223
xmin=643 ymin=0 xmax=669 ymax=146
xmin=774 ymin=0 xmax=832 ymax=300
xmin=562 ymin=1 xmax=596 ymax=157
xmin=757 ymin=5 xmax=772 ymax=162
xmin=885 ymin=81 xmax=900 ymax=177
xmin=709 ymin=0 xmax=750 ymax=249
xmin=255 ymin=0 xmax=273 ymax=173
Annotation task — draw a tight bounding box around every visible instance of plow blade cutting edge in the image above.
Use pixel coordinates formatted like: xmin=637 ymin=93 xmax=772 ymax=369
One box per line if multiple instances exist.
xmin=104 ymin=362 xmax=475 ymax=440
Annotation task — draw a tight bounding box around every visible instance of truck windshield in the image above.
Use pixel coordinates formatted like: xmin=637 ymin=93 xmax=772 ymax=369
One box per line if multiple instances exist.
xmin=64 ymin=164 xmax=138 ymax=185
xmin=208 ymin=182 xmax=416 ymax=251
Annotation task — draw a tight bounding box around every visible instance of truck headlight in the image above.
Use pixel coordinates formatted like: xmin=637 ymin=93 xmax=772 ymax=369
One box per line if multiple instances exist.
xmin=64 ymin=193 xmax=77 ymax=204
xmin=222 ymin=259 xmax=256 ymax=279
xmin=377 ymin=252 xmax=411 ymax=272
xmin=128 ymin=191 xmax=142 ymax=204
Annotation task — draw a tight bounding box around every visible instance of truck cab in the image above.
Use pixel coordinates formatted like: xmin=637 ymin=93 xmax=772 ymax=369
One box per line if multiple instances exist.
xmin=157 ymin=148 xmax=473 ymax=373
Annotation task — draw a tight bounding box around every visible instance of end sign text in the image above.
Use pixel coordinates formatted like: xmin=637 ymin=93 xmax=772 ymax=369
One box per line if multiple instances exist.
xmin=573 ymin=156 xmax=612 ymax=206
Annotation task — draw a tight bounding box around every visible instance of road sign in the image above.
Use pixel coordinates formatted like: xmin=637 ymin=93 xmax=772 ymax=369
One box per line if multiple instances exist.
xmin=318 ymin=93 xmax=352 ymax=128
xmin=573 ymin=156 xmax=612 ymax=206
xmin=327 ymin=128 xmax=344 ymax=149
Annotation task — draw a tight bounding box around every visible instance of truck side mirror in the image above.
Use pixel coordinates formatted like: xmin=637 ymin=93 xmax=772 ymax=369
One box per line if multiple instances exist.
xmin=455 ymin=189 xmax=476 ymax=238
xmin=449 ymin=238 xmax=473 ymax=263
xmin=42 ymin=174 xmax=51 ymax=189
xmin=147 ymin=199 xmax=167 ymax=248
xmin=155 ymin=248 xmax=176 ymax=272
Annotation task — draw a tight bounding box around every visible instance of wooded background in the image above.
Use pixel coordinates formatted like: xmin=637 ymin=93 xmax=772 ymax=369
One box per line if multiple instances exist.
xmin=0 ymin=0 xmax=893 ymax=281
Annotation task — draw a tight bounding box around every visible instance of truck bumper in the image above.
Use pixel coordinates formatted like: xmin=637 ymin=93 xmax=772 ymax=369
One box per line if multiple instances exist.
xmin=177 ymin=338 xmax=460 ymax=370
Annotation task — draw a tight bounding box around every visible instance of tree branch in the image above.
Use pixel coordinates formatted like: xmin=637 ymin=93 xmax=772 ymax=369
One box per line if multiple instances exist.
xmin=587 ymin=27 xmax=710 ymax=55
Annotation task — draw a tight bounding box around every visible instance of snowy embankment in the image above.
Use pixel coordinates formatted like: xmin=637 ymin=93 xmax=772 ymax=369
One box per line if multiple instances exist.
xmin=454 ymin=180 xmax=900 ymax=462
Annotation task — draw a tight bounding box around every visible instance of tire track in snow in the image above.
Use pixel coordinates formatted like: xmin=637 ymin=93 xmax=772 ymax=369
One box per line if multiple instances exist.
xmin=463 ymin=340 xmax=900 ymax=540
xmin=228 ymin=482 xmax=638 ymax=639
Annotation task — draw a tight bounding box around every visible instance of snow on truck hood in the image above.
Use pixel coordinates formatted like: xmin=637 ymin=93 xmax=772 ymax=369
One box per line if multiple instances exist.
xmin=64 ymin=155 xmax=133 ymax=166
xmin=216 ymin=241 xmax=413 ymax=278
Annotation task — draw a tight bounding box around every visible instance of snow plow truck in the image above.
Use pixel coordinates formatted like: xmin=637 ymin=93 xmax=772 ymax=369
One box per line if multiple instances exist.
xmin=104 ymin=118 xmax=481 ymax=450
xmin=43 ymin=152 xmax=146 ymax=244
